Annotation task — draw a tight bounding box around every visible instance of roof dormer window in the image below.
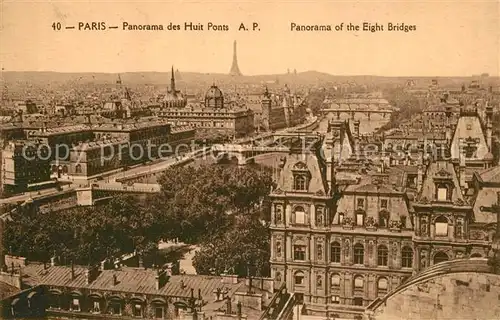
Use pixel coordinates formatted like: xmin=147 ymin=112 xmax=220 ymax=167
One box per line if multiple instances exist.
xmin=292 ymin=161 xmax=311 ymax=191
xmin=436 ymin=183 xmax=451 ymax=201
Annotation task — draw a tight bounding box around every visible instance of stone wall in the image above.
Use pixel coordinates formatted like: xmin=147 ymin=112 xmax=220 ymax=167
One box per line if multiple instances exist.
xmin=368 ymin=272 xmax=500 ymax=320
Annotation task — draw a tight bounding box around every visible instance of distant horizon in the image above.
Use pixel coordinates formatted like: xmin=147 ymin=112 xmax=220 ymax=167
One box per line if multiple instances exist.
xmin=2 ymin=1 xmax=499 ymax=77
xmin=2 ymin=69 xmax=498 ymax=79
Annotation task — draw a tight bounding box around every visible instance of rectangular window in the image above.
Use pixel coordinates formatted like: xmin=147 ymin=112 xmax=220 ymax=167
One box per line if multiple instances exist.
xmin=133 ymin=304 xmax=142 ymax=317
xmin=295 ymin=211 xmax=305 ymax=224
xmin=356 ymin=213 xmax=364 ymax=226
xmin=338 ymin=213 xmax=344 ymax=225
xmin=294 ymin=245 xmax=306 ymax=261
xmin=435 ymin=222 xmax=448 ymax=236
xmin=155 ymin=307 xmax=164 ymax=319
xmin=353 ymin=297 xmax=364 ymax=306
xmin=93 ymin=301 xmax=100 ymax=313
xmin=400 ymin=216 xmax=407 ymax=228
xmin=381 ymin=199 xmax=388 ymax=209
xmin=437 ymin=187 xmax=448 ymax=201
xmin=357 ymin=198 xmax=364 ymax=208
xmin=331 ymin=296 xmax=340 ymax=304
xmin=109 ymin=303 xmax=121 ymax=315
xmin=71 ymin=298 xmax=80 ymax=311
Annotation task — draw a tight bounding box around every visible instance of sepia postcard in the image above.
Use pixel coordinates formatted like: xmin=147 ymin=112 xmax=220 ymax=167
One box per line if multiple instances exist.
xmin=0 ymin=0 xmax=499 ymax=319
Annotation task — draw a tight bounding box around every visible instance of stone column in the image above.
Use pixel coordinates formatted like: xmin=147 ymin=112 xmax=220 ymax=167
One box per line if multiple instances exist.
xmin=286 ymin=233 xmax=292 ymax=263
xmin=310 ymin=203 xmax=316 ymax=228
xmin=308 ymin=235 xmax=314 ymax=262
xmin=285 ymin=204 xmax=292 ymax=226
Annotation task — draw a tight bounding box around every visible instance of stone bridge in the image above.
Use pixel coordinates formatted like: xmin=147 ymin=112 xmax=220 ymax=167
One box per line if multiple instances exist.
xmin=212 ymin=144 xmax=291 ymax=165
xmin=321 ymin=108 xmax=393 ymax=121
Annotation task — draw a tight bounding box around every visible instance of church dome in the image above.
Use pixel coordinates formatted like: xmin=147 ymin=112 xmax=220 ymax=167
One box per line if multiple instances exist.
xmin=205 ymin=84 xmax=224 ymax=108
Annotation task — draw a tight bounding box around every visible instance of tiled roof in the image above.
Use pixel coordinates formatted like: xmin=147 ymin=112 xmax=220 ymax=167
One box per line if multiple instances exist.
xmin=0 ymin=281 xmax=21 ymax=300
xmin=472 ymin=187 xmax=500 ymax=224
xmin=479 ymin=166 xmax=500 ymax=184
xmin=21 ymin=264 xmax=248 ymax=300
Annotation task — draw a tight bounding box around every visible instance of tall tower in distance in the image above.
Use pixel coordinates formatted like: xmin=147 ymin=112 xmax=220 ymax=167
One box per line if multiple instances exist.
xmin=170 ymin=65 xmax=177 ymax=97
xmin=229 ymin=40 xmax=243 ymax=76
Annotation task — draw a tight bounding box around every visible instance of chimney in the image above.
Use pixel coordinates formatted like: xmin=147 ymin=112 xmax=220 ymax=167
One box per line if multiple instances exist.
xmin=113 ymin=274 xmax=118 ymax=286
xmin=486 ymin=105 xmax=493 ymax=150
xmin=226 ymin=296 xmax=232 ymax=314
xmin=71 ymin=261 xmax=75 ymax=280
xmin=85 ymin=265 xmax=100 ymax=285
xmin=459 ymin=151 xmax=466 ymax=191
xmin=155 ymin=269 xmax=168 ymax=290
xmin=50 ymin=256 xmax=56 ymax=267
xmin=237 ymin=301 xmax=242 ymax=320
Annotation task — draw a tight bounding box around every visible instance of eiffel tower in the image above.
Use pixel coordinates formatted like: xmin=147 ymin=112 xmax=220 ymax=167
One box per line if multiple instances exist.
xmin=229 ymin=40 xmax=243 ymax=76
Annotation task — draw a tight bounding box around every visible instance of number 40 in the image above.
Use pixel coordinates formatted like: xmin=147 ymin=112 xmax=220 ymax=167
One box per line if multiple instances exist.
xmin=52 ymin=22 xmax=61 ymax=30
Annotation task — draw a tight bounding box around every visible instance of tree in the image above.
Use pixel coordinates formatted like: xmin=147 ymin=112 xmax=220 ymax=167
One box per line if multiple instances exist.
xmin=153 ymin=164 xmax=274 ymax=244
xmin=3 ymin=195 xmax=160 ymax=265
xmin=192 ymin=214 xmax=270 ymax=277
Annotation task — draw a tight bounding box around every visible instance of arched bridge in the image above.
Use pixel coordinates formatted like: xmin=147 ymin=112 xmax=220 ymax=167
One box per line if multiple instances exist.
xmin=321 ymin=108 xmax=393 ymax=121
xmin=212 ymin=144 xmax=291 ymax=165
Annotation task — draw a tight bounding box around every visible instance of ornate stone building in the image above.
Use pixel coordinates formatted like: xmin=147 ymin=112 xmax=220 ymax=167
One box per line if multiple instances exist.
xmin=269 ymin=119 xmax=499 ymax=318
xmin=155 ymin=84 xmax=254 ymax=138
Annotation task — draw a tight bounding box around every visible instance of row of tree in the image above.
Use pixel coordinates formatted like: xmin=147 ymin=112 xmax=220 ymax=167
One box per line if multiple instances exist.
xmin=3 ymin=163 xmax=274 ymax=276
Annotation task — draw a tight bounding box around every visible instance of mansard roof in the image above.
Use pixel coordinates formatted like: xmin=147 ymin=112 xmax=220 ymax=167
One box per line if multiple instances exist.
xmin=273 ymin=148 xmax=328 ymax=196
xmin=478 ymin=166 xmax=500 ymax=185
xmin=415 ymin=160 xmax=466 ymax=205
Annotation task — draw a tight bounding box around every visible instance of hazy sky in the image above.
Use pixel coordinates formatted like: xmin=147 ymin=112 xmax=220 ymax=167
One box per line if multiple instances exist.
xmin=1 ymin=0 xmax=499 ymax=76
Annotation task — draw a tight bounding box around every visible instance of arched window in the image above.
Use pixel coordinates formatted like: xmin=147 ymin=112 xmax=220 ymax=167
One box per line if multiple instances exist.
xmin=435 ymin=216 xmax=449 ymax=236
xmin=330 ymin=242 xmax=341 ymax=263
xmin=75 ymin=164 xmax=82 ymax=174
xmin=401 ymin=246 xmax=413 ymax=268
xmin=354 ymin=275 xmax=364 ymax=289
xmin=294 ymin=271 xmax=305 ymax=285
xmin=331 ymin=274 xmax=341 ymax=287
xmin=354 ymin=244 xmax=364 ymax=265
xmin=51 ymin=165 xmax=57 ymax=173
xmin=377 ymin=277 xmax=388 ymax=294
xmin=294 ymin=206 xmax=306 ymax=224
xmin=433 ymin=251 xmax=449 ymax=265
xmin=377 ymin=245 xmax=388 ymax=266
xmin=62 ymin=165 xmax=68 ymax=174
xmin=294 ymin=175 xmax=307 ymax=191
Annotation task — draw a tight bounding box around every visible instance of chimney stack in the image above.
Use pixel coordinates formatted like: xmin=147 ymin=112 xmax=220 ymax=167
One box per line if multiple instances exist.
xmin=226 ymin=296 xmax=232 ymax=314
xmin=459 ymin=151 xmax=466 ymax=191
xmin=71 ymin=261 xmax=75 ymax=280
xmin=50 ymin=256 xmax=56 ymax=267
xmin=237 ymin=301 xmax=242 ymax=320
xmin=113 ymin=274 xmax=118 ymax=286
xmin=155 ymin=269 xmax=168 ymax=290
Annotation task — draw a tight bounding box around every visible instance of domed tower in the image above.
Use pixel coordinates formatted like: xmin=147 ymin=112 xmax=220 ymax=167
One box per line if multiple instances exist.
xmin=205 ymin=84 xmax=224 ymax=108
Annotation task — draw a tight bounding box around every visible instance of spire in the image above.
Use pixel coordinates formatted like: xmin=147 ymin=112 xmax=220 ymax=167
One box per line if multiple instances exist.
xmin=170 ymin=65 xmax=176 ymax=96
xmin=229 ymin=40 xmax=243 ymax=76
